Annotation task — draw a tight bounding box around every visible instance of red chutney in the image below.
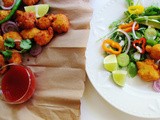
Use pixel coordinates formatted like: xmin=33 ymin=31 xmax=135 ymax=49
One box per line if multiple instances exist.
xmin=1 ymin=65 xmax=36 ymax=103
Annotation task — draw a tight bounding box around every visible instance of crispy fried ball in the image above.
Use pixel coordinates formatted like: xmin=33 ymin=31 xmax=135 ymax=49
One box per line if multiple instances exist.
xmin=146 ymin=44 xmax=160 ymax=61
xmin=16 ymin=11 xmax=36 ymax=29
xmin=36 ymin=17 xmax=51 ymax=30
xmin=20 ymin=27 xmax=40 ymax=39
xmin=2 ymin=0 xmax=14 ymax=7
xmin=0 ymin=10 xmax=11 ymax=21
xmin=47 ymin=14 xmax=56 ymax=22
xmin=0 ymin=36 xmax=5 ymax=50
xmin=0 ymin=54 xmax=7 ymax=74
xmin=23 ymin=0 xmax=39 ymax=5
xmin=8 ymin=51 xmax=22 ymax=64
xmin=136 ymin=59 xmax=160 ymax=82
xmin=3 ymin=31 xmax=22 ymax=50
xmin=51 ymin=14 xmax=69 ymax=34
xmin=34 ymin=27 xmax=54 ymax=46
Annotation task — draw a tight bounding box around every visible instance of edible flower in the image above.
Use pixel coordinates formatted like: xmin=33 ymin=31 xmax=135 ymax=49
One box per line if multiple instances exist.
xmin=118 ymin=21 xmax=139 ymax=32
xmin=132 ymin=37 xmax=146 ymax=54
xmin=128 ymin=5 xmax=144 ymax=15
xmin=102 ymin=39 xmax=122 ymax=55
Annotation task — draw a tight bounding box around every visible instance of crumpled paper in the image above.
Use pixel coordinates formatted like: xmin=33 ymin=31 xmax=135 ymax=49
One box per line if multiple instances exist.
xmin=0 ymin=0 xmax=92 ymax=120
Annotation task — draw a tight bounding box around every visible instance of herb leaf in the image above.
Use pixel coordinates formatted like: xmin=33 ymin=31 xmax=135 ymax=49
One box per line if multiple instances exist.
xmin=144 ymin=6 xmax=160 ymax=16
xmin=20 ymin=39 xmax=32 ymax=51
xmin=109 ymin=20 xmax=120 ymax=29
xmin=126 ymin=0 xmax=134 ymax=6
xmin=4 ymin=38 xmax=15 ymax=48
xmin=2 ymin=50 xmax=12 ymax=59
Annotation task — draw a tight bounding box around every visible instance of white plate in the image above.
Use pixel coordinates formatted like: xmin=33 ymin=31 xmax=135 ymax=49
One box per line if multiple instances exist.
xmin=86 ymin=0 xmax=160 ymax=118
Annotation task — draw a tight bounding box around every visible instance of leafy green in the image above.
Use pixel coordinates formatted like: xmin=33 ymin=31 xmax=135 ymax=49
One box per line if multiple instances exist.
xmin=4 ymin=38 xmax=15 ymax=48
xmin=126 ymin=0 xmax=134 ymax=6
xmin=109 ymin=20 xmax=120 ymax=29
xmin=155 ymin=37 xmax=160 ymax=43
xmin=146 ymin=39 xmax=157 ymax=46
xmin=1 ymin=50 xmax=12 ymax=59
xmin=20 ymin=39 xmax=32 ymax=52
xmin=143 ymin=6 xmax=160 ymax=16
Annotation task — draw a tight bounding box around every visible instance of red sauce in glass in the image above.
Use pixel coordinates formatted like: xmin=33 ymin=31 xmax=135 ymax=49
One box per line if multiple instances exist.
xmin=1 ymin=65 xmax=35 ymax=103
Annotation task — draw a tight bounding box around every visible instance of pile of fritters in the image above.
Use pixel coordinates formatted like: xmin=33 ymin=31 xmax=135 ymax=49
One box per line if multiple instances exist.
xmin=0 ymin=0 xmax=70 ymax=74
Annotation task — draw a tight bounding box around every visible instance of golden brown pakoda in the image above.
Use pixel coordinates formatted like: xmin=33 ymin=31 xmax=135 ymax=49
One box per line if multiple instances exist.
xmin=8 ymin=51 xmax=22 ymax=64
xmin=0 ymin=54 xmax=7 ymax=74
xmin=3 ymin=31 xmax=22 ymax=50
xmin=16 ymin=11 xmax=36 ymax=29
xmin=146 ymin=44 xmax=160 ymax=61
xmin=23 ymin=0 xmax=39 ymax=5
xmin=36 ymin=16 xmax=51 ymax=30
xmin=20 ymin=27 xmax=40 ymax=39
xmin=2 ymin=0 xmax=14 ymax=7
xmin=47 ymin=14 xmax=56 ymax=22
xmin=51 ymin=14 xmax=69 ymax=34
xmin=136 ymin=59 xmax=160 ymax=82
xmin=0 ymin=36 xmax=5 ymax=50
xmin=0 ymin=10 xmax=11 ymax=21
xmin=34 ymin=27 xmax=54 ymax=46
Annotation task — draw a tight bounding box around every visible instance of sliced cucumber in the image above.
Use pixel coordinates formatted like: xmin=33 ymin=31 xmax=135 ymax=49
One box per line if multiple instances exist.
xmin=127 ymin=62 xmax=137 ymax=78
xmin=144 ymin=28 xmax=157 ymax=40
xmin=117 ymin=53 xmax=130 ymax=67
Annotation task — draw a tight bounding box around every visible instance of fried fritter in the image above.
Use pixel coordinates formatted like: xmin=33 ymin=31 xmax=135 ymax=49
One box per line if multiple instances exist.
xmin=136 ymin=59 xmax=160 ymax=82
xmin=0 ymin=10 xmax=11 ymax=21
xmin=20 ymin=27 xmax=40 ymax=39
xmin=2 ymin=0 xmax=14 ymax=7
xmin=36 ymin=16 xmax=51 ymax=30
xmin=0 ymin=36 xmax=5 ymax=50
xmin=47 ymin=14 xmax=55 ymax=22
xmin=146 ymin=44 xmax=160 ymax=61
xmin=3 ymin=31 xmax=22 ymax=50
xmin=8 ymin=51 xmax=22 ymax=64
xmin=34 ymin=27 xmax=54 ymax=46
xmin=0 ymin=54 xmax=7 ymax=74
xmin=23 ymin=0 xmax=39 ymax=5
xmin=51 ymin=14 xmax=69 ymax=34
xmin=16 ymin=11 xmax=36 ymax=29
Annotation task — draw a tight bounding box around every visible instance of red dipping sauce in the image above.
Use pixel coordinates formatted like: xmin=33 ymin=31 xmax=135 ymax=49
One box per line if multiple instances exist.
xmin=1 ymin=65 xmax=36 ymax=104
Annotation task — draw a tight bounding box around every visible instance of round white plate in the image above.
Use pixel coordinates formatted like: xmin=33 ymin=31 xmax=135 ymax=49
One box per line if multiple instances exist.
xmin=86 ymin=0 xmax=160 ymax=118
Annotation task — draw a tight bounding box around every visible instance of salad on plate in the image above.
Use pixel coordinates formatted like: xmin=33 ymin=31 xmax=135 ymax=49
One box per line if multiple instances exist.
xmin=101 ymin=0 xmax=160 ymax=91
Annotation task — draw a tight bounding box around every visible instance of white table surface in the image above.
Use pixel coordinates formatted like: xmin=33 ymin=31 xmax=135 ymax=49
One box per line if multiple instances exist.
xmin=81 ymin=0 xmax=160 ymax=120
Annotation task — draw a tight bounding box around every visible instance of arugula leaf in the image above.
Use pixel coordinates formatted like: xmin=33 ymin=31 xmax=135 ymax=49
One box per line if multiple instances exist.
xmin=20 ymin=39 xmax=32 ymax=51
xmin=126 ymin=0 xmax=134 ymax=6
xmin=109 ymin=20 xmax=120 ymax=29
xmin=4 ymin=38 xmax=15 ymax=48
xmin=1 ymin=50 xmax=12 ymax=59
xmin=144 ymin=6 xmax=160 ymax=16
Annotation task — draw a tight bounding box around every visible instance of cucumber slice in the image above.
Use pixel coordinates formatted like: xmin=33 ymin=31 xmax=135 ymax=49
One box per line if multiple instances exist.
xmin=117 ymin=53 xmax=130 ymax=67
xmin=144 ymin=28 xmax=157 ymax=40
xmin=127 ymin=62 xmax=137 ymax=78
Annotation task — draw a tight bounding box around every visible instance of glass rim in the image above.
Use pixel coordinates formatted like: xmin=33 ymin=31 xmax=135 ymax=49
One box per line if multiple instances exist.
xmin=1 ymin=63 xmax=33 ymax=104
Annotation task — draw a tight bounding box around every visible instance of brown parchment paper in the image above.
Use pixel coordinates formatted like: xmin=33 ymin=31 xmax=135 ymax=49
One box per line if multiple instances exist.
xmin=0 ymin=0 xmax=92 ymax=120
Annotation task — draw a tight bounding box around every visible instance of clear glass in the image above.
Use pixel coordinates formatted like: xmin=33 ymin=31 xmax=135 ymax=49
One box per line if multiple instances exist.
xmin=0 ymin=64 xmax=36 ymax=104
